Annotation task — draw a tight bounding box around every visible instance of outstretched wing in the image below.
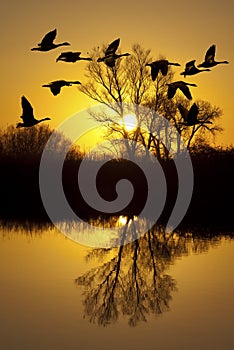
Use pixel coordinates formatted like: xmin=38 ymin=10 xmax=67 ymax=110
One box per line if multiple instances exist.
xmin=57 ymin=51 xmax=72 ymax=59
xmin=40 ymin=29 xmax=57 ymax=46
xmin=185 ymin=60 xmax=196 ymax=68
xmin=189 ymin=102 xmax=199 ymax=115
xmin=187 ymin=103 xmax=199 ymax=123
xmin=21 ymin=96 xmax=35 ymax=121
xmin=205 ymin=44 xmax=215 ymax=62
xmin=159 ymin=60 xmax=168 ymax=76
xmin=49 ymin=80 xmax=68 ymax=95
xmin=167 ymin=84 xmax=177 ymax=99
xmin=178 ymin=103 xmax=188 ymax=121
xmin=104 ymin=56 xmax=116 ymax=67
xmin=150 ymin=62 xmax=160 ymax=81
xmin=179 ymin=85 xmax=192 ymax=100
xmin=105 ymin=38 xmax=120 ymax=56
xmin=56 ymin=51 xmax=75 ymax=61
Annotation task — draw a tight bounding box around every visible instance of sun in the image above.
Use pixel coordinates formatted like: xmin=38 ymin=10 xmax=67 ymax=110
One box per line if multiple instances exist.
xmin=120 ymin=113 xmax=138 ymax=131
xmin=118 ymin=215 xmax=128 ymax=226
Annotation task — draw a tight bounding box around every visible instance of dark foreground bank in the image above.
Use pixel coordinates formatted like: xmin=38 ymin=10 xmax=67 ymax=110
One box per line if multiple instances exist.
xmin=0 ymin=146 xmax=233 ymax=232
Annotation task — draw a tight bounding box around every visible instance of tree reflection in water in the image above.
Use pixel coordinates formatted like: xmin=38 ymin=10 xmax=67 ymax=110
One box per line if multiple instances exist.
xmin=75 ymin=217 xmax=222 ymax=327
xmin=0 ymin=218 xmax=226 ymax=327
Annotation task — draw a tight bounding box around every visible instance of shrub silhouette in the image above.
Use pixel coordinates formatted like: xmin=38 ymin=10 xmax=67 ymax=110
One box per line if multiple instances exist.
xmin=0 ymin=125 xmax=83 ymax=161
xmin=0 ymin=125 xmax=83 ymax=221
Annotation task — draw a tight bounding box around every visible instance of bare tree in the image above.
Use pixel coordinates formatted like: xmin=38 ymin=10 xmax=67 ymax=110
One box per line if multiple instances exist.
xmin=75 ymin=219 xmax=222 ymax=327
xmin=75 ymin=224 xmax=178 ymax=327
xmin=79 ymin=43 xmax=223 ymax=159
xmin=172 ymin=99 xmax=223 ymax=152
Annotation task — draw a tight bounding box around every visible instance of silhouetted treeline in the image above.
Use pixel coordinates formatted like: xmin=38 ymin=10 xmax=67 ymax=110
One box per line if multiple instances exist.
xmin=0 ymin=125 xmax=83 ymax=221
xmin=0 ymin=126 xmax=233 ymax=231
xmin=181 ymin=146 xmax=234 ymax=231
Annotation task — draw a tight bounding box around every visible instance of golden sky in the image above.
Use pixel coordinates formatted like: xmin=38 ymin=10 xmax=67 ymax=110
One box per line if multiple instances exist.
xmin=1 ymin=0 xmax=233 ymax=148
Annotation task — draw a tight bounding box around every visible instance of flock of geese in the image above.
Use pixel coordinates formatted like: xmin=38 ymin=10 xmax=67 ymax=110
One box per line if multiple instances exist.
xmin=17 ymin=29 xmax=229 ymax=128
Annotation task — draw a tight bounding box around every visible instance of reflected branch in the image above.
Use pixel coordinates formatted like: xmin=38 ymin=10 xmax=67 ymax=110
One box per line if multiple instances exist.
xmin=75 ymin=223 xmax=178 ymax=326
xmin=75 ymin=219 xmax=229 ymax=327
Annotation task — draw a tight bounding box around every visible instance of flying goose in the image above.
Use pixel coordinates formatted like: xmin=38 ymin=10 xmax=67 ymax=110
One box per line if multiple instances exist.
xmin=180 ymin=60 xmax=210 ymax=77
xmin=97 ymin=38 xmax=130 ymax=67
xmin=146 ymin=59 xmax=181 ymax=80
xmin=178 ymin=103 xmax=200 ymax=126
xmin=178 ymin=103 xmax=212 ymax=126
xmin=167 ymin=81 xmax=197 ymax=100
xmin=56 ymin=51 xmax=92 ymax=63
xmin=198 ymin=44 xmax=229 ymax=68
xmin=42 ymin=80 xmax=81 ymax=95
xmin=31 ymin=29 xmax=70 ymax=52
xmin=16 ymin=96 xmax=51 ymax=128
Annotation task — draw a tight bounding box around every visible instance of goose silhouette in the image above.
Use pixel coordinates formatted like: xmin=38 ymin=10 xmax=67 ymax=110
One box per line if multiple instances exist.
xmin=198 ymin=44 xmax=229 ymax=68
xmin=167 ymin=81 xmax=197 ymax=100
xmin=180 ymin=60 xmax=210 ymax=77
xmin=97 ymin=38 xmax=130 ymax=67
xmin=42 ymin=80 xmax=81 ymax=95
xmin=146 ymin=59 xmax=181 ymax=80
xmin=178 ymin=103 xmax=200 ymax=126
xmin=178 ymin=103 xmax=212 ymax=126
xmin=56 ymin=51 xmax=92 ymax=63
xmin=31 ymin=29 xmax=70 ymax=52
xmin=16 ymin=96 xmax=51 ymax=128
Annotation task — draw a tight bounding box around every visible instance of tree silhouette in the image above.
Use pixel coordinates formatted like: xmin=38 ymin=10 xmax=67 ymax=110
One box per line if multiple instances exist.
xmin=79 ymin=43 xmax=223 ymax=158
xmin=0 ymin=125 xmax=83 ymax=160
xmin=172 ymin=99 xmax=223 ymax=151
xmin=75 ymin=221 xmax=223 ymax=327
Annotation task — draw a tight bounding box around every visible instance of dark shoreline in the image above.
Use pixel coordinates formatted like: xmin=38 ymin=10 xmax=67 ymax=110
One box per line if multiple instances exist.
xmin=0 ymin=147 xmax=233 ymax=234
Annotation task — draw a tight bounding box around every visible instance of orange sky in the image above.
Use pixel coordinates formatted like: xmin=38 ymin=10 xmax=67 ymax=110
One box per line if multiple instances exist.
xmin=1 ymin=0 xmax=233 ymax=148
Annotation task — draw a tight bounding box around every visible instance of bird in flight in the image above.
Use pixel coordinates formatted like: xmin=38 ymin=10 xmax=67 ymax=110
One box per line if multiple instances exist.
xmin=97 ymin=38 xmax=130 ymax=67
xmin=42 ymin=80 xmax=81 ymax=95
xmin=198 ymin=44 xmax=229 ymax=68
xmin=178 ymin=103 xmax=200 ymax=126
xmin=146 ymin=59 xmax=181 ymax=80
xmin=16 ymin=96 xmax=51 ymax=128
xmin=31 ymin=29 xmax=70 ymax=52
xmin=56 ymin=51 xmax=92 ymax=63
xmin=178 ymin=103 xmax=212 ymax=126
xmin=180 ymin=60 xmax=211 ymax=77
xmin=167 ymin=81 xmax=197 ymax=100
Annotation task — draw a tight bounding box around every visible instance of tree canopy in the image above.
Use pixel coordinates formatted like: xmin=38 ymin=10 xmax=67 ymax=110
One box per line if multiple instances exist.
xmin=79 ymin=43 xmax=223 ymax=159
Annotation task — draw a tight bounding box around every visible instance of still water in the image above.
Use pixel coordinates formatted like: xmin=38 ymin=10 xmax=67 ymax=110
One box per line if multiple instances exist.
xmin=0 ymin=222 xmax=234 ymax=350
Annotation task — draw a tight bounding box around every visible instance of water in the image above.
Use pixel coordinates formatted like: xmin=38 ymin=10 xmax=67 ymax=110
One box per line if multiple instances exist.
xmin=0 ymin=223 xmax=234 ymax=350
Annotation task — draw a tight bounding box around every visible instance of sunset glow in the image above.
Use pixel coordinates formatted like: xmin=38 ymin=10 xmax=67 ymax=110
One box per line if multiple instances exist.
xmin=120 ymin=113 xmax=138 ymax=131
xmin=0 ymin=1 xmax=233 ymax=146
